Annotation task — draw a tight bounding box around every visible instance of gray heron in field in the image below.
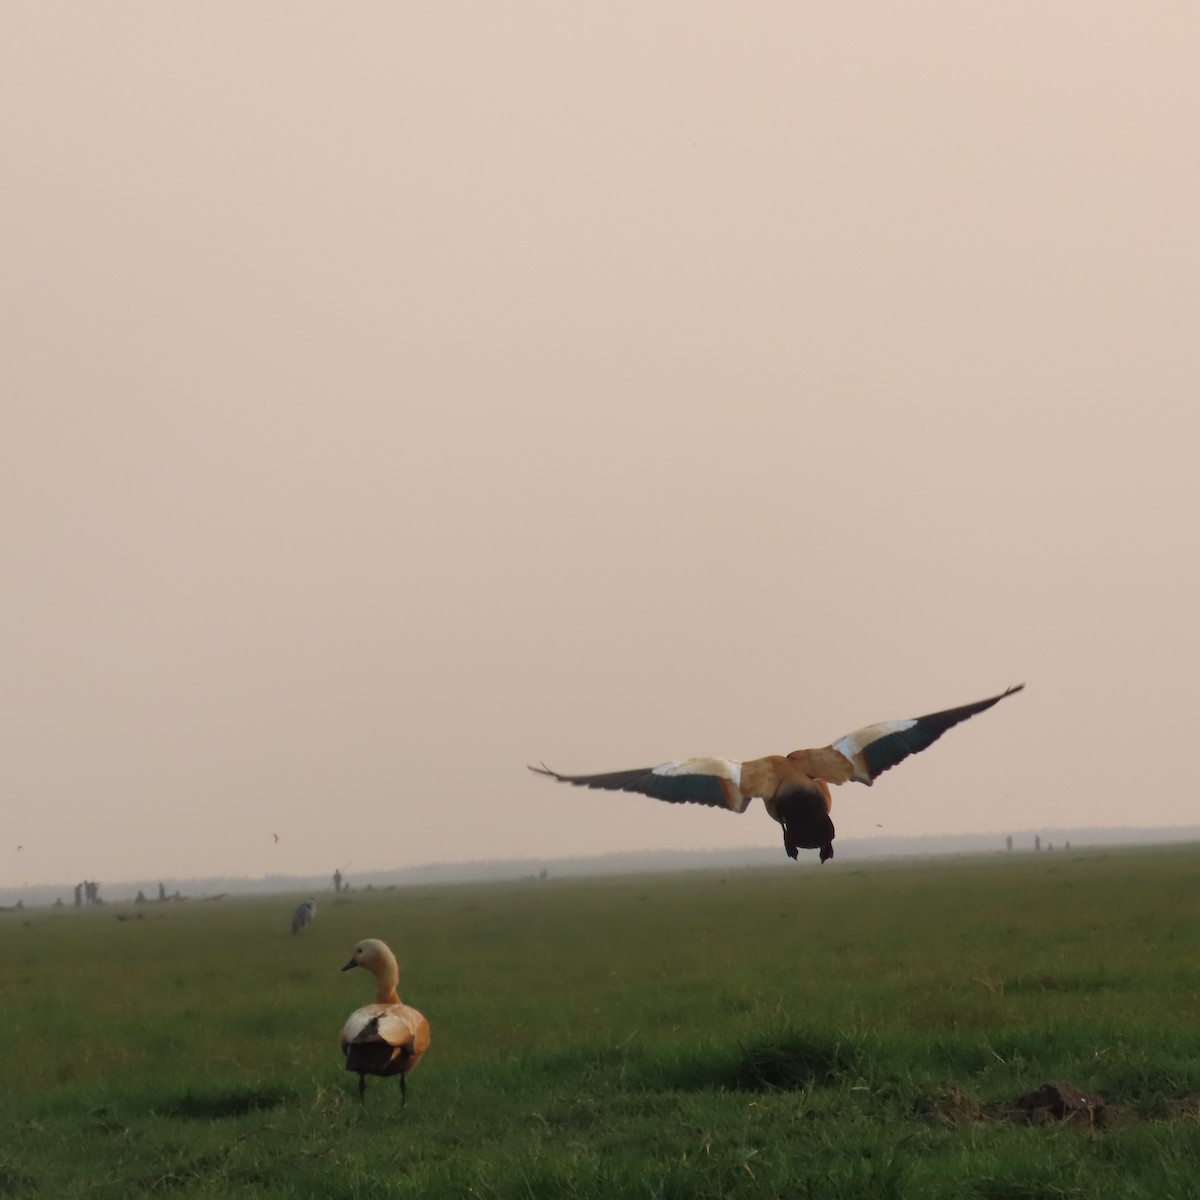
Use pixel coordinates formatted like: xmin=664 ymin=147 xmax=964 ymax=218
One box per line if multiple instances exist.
xmin=290 ymin=897 xmax=317 ymax=935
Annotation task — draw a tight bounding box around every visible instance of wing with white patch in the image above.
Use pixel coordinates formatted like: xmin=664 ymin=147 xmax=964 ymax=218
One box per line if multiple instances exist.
xmin=830 ymin=685 xmax=1025 ymax=785
xmin=529 ymin=757 xmax=750 ymax=813
xmin=341 ymin=1004 xmax=426 ymax=1052
xmin=341 ymin=1006 xmax=385 ymax=1050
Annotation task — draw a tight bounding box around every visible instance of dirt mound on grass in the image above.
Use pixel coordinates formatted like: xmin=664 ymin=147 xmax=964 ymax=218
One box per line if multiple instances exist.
xmin=1016 ymin=1082 xmax=1105 ymax=1127
xmin=1156 ymin=1093 xmax=1200 ymax=1120
xmin=915 ymin=1082 xmax=989 ymax=1127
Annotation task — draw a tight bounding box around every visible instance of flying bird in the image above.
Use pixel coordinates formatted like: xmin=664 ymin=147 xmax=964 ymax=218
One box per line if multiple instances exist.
xmin=340 ymin=938 xmax=430 ymax=1104
xmin=531 ymin=685 xmax=1024 ymax=863
xmin=272 ymin=833 xmax=279 ymax=844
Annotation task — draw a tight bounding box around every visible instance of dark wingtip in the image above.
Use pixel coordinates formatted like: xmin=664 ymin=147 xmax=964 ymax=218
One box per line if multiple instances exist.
xmin=528 ymin=763 xmax=555 ymax=778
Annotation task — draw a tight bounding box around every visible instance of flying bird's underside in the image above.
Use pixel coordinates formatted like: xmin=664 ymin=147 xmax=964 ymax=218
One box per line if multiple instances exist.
xmin=531 ymin=685 xmax=1024 ymax=863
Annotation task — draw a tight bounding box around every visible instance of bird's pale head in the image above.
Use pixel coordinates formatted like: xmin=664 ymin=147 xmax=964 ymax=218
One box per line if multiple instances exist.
xmin=341 ymin=937 xmax=393 ymax=973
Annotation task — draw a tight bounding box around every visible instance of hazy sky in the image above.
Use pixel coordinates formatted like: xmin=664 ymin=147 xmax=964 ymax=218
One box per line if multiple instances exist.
xmin=3 ymin=4 xmax=1198 ymax=888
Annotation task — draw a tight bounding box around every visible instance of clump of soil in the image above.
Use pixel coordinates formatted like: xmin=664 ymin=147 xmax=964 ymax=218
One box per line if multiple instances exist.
xmin=1016 ymin=1082 xmax=1105 ymax=1127
xmin=1157 ymin=1093 xmax=1200 ymax=1120
xmin=915 ymin=1082 xmax=989 ymax=1127
xmin=906 ymin=1080 xmax=1200 ymax=1131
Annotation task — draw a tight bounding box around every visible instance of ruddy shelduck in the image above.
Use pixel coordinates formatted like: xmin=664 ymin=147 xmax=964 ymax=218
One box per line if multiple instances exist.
xmin=339 ymin=938 xmax=430 ymax=1104
xmin=531 ymin=685 xmax=1024 ymax=863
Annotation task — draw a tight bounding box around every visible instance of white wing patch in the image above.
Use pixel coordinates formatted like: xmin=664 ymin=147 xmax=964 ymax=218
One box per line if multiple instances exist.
xmin=651 ymin=757 xmax=742 ymax=788
xmin=341 ymin=1007 xmax=383 ymax=1046
xmin=341 ymin=1004 xmax=422 ymax=1050
xmin=650 ymin=757 xmax=748 ymax=812
xmin=832 ymin=719 xmax=916 ymax=785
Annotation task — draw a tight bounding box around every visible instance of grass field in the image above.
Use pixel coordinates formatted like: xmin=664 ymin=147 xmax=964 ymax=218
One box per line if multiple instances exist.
xmin=3 ymin=846 xmax=1200 ymax=1198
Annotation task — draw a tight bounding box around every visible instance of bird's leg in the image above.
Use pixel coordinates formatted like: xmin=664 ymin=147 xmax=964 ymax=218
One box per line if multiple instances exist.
xmin=819 ymin=842 xmax=834 ymax=864
xmin=782 ymin=827 xmax=799 ymax=860
xmin=399 ymin=1074 xmax=407 ymax=1107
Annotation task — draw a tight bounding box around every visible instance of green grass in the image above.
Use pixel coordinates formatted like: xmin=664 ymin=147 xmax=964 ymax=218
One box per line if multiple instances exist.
xmin=2 ymin=846 xmax=1200 ymax=1197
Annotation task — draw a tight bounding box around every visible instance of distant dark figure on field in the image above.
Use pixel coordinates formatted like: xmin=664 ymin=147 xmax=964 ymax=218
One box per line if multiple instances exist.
xmin=73 ymin=883 xmax=82 ymax=909
xmin=1035 ymin=835 xmax=1042 ymax=851
xmin=291 ymin=897 xmax=317 ymax=935
xmin=52 ymin=897 xmax=63 ymax=908
xmin=135 ymin=891 xmax=146 ymax=904
xmin=333 ymin=868 xmax=343 ymax=894
xmin=340 ymin=938 xmax=430 ymax=1105
xmin=1006 ymin=835 xmax=1013 ymax=852
xmin=158 ymin=882 xmax=166 ymax=902
xmin=532 ymin=685 xmax=1025 ymax=864
xmin=1065 ymin=841 xmax=1071 ymax=850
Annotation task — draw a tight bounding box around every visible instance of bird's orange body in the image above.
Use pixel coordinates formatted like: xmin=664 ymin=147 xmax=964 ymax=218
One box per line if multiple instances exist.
xmin=340 ymin=938 xmax=430 ymax=1104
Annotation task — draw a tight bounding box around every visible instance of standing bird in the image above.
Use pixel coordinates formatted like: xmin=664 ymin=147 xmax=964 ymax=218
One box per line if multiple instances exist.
xmin=531 ymin=685 xmax=1023 ymax=864
xmin=291 ymin=897 xmax=317 ymax=935
xmin=339 ymin=938 xmax=430 ymax=1104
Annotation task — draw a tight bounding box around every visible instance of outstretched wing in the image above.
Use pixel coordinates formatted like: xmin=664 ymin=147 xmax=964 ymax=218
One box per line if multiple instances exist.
xmin=829 ymin=684 xmax=1024 ymax=785
xmin=529 ymin=757 xmax=751 ymax=813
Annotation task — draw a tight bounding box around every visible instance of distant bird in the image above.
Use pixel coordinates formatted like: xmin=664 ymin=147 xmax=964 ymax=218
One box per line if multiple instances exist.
xmin=273 ymin=833 xmax=279 ymax=844
xmin=532 ymin=685 xmax=1024 ymax=864
xmin=291 ymin=897 xmax=317 ymax=935
xmin=340 ymin=938 xmax=430 ymax=1104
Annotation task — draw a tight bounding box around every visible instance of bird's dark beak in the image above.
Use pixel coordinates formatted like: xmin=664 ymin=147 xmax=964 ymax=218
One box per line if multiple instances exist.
xmin=341 ymin=958 xmax=358 ymax=971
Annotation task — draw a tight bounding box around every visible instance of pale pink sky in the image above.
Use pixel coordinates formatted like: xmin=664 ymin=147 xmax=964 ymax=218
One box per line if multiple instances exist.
xmin=3 ymin=4 xmax=1197 ymax=887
